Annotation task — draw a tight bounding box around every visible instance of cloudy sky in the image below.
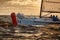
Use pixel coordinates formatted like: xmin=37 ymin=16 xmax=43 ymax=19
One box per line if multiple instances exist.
xmin=0 ymin=0 xmax=60 ymax=17
xmin=0 ymin=0 xmax=41 ymax=15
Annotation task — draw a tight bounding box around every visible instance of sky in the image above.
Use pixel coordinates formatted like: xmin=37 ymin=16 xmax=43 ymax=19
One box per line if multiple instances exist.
xmin=0 ymin=0 xmax=60 ymax=17
xmin=0 ymin=0 xmax=41 ymax=15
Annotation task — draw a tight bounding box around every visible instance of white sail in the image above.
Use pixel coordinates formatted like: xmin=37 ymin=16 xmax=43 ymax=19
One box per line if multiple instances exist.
xmin=42 ymin=0 xmax=60 ymax=12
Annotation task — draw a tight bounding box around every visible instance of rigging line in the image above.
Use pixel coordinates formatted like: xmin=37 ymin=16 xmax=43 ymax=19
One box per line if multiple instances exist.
xmin=42 ymin=11 xmax=60 ymax=13
xmin=42 ymin=13 xmax=51 ymax=17
xmin=46 ymin=1 xmax=60 ymax=3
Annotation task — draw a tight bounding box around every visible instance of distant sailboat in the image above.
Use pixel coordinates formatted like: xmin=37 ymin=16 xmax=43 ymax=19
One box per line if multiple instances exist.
xmin=11 ymin=0 xmax=60 ymax=26
xmin=0 ymin=0 xmax=60 ymax=37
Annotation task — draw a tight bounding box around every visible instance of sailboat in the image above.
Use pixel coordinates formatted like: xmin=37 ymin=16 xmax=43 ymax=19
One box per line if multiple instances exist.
xmin=0 ymin=0 xmax=60 ymax=37
xmin=11 ymin=0 xmax=60 ymax=26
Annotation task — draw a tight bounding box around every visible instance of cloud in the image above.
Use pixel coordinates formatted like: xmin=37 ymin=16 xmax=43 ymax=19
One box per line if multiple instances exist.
xmin=0 ymin=0 xmax=11 ymax=2
xmin=0 ymin=0 xmax=41 ymax=6
xmin=0 ymin=0 xmax=40 ymax=15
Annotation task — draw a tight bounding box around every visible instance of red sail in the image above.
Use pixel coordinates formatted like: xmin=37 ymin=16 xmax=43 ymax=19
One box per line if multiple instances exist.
xmin=11 ymin=12 xmax=17 ymax=27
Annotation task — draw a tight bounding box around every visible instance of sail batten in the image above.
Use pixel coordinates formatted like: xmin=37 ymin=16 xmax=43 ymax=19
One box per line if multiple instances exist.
xmin=42 ymin=0 xmax=60 ymax=13
xmin=42 ymin=11 xmax=60 ymax=13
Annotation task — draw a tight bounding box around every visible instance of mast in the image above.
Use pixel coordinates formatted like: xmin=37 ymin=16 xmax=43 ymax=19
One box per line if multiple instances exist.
xmin=40 ymin=0 xmax=43 ymax=18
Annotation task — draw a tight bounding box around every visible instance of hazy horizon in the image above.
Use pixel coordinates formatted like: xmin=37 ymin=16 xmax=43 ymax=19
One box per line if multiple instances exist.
xmin=0 ymin=0 xmax=41 ymax=16
xmin=0 ymin=0 xmax=60 ymax=17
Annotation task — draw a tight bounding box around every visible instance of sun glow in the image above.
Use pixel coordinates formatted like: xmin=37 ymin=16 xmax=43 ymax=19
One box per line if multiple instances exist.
xmin=4 ymin=0 xmax=41 ymax=6
xmin=0 ymin=0 xmax=41 ymax=15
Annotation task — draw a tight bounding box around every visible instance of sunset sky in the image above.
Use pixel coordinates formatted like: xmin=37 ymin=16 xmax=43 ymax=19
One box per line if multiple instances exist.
xmin=0 ymin=0 xmax=41 ymax=15
xmin=0 ymin=0 xmax=60 ymax=17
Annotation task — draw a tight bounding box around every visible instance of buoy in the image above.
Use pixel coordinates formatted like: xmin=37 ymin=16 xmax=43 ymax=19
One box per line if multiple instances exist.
xmin=11 ymin=12 xmax=18 ymax=27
